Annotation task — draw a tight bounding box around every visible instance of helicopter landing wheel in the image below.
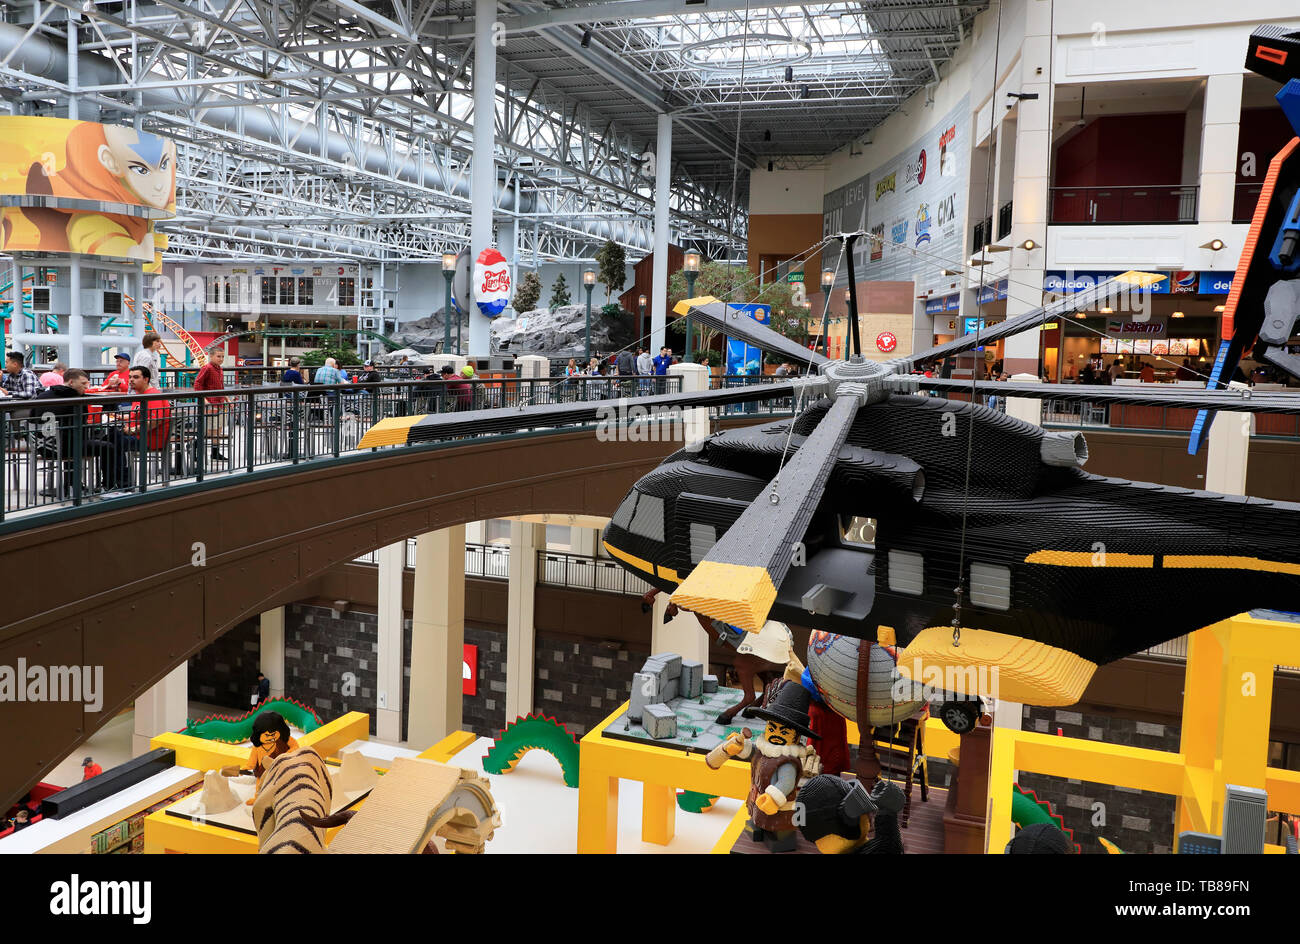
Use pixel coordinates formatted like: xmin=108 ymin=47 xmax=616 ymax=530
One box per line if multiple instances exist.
xmin=939 ymin=699 xmax=981 ymax=735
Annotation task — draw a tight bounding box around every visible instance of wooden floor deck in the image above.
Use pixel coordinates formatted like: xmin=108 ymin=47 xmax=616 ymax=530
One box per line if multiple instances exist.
xmin=727 ymin=784 xmax=949 ymax=854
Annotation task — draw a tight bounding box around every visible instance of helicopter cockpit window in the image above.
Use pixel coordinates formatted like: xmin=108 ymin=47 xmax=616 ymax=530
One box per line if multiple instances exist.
xmin=689 ymin=523 xmax=716 ymax=564
xmin=629 ymin=493 xmax=665 ymax=542
xmin=611 ymin=491 xmax=637 ymax=531
xmin=839 ymin=515 xmax=877 ymax=547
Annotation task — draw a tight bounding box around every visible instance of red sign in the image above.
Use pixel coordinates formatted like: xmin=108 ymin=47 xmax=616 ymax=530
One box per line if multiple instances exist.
xmin=463 ymin=644 xmax=478 ymax=695
xmin=876 ymin=331 xmax=898 ymax=353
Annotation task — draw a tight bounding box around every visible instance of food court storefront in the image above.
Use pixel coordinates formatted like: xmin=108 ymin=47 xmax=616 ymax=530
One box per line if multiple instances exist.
xmin=1042 ymin=270 xmax=1230 ymax=384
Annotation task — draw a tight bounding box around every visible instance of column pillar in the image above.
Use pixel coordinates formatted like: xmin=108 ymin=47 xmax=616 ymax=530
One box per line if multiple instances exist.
xmin=132 ymin=663 xmax=187 ymax=756
xmin=1199 ymin=74 xmax=1244 ymax=228
xmin=68 ymin=257 xmax=84 ymax=369
xmin=506 ymin=520 xmax=545 ymax=720
xmin=652 ymin=113 xmax=672 ymax=352
xmin=653 ymin=361 xmax=710 ymax=663
xmin=408 ymin=527 xmax=466 ymax=748
xmin=375 ymin=540 xmax=405 ymax=742
xmin=1002 ymin=1 xmax=1052 ymax=376
xmin=259 ymin=607 xmax=286 ymax=699
xmin=469 ymin=0 xmax=497 ymax=357
xmin=1206 ymin=382 xmax=1251 ymax=494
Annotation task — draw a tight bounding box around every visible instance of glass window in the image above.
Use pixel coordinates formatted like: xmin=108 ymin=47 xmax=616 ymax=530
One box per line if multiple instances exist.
xmin=102 ymin=291 xmax=122 ymax=315
xmin=629 ymin=493 xmax=664 ymax=542
xmin=297 ymin=277 xmax=314 ymax=306
xmin=261 ymin=278 xmax=276 ymax=306
xmin=338 ymin=277 xmax=356 ymax=307
xmin=689 ymin=522 xmax=715 ymax=563
xmin=278 ymin=277 xmax=294 ymax=306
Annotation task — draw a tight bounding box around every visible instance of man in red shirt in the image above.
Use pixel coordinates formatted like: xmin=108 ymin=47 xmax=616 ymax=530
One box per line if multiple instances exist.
xmin=125 ymin=365 xmax=171 ymax=450
xmin=81 ymin=756 xmax=102 ymax=780
xmin=193 ymin=348 xmax=228 ymax=461
xmin=90 ymin=351 xmax=132 ymax=394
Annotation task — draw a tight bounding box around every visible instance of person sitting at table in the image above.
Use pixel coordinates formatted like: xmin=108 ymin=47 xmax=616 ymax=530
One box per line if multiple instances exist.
xmin=95 ymin=366 xmax=171 ymax=493
xmin=90 ymin=352 xmax=132 ymax=395
xmin=0 ymin=351 xmax=41 ymax=399
xmin=39 ymin=361 xmax=67 ymax=388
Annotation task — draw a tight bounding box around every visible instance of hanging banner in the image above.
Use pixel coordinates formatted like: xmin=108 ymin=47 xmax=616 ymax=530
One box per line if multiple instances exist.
xmin=0 ymin=116 xmax=175 ymax=268
xmin=821 ymin=94 xmax=970 ymax=286
xmin=472 ymin=246 xmax=511 ymax=317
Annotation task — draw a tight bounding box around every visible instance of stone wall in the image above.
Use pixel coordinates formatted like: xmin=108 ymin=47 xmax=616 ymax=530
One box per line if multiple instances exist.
xmin=188 ymin=616 xmax=261 ymax=711
xmin=1016 ymin=705 xmax=1181 ymax=855
xmin=532 ymin=634 xmax=652 ymax=737
xmin=462 ymin=624 xmax=508 ymax=738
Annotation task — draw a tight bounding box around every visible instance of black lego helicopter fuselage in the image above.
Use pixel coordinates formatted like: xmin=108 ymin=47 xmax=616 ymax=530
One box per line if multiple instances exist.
xmin=602 ymin=389 xmax=1300 ymax=670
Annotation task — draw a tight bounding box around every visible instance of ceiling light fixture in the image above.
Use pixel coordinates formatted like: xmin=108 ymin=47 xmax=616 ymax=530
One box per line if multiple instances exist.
xmin=1200 ymin=238 xmax=1225 ymax=251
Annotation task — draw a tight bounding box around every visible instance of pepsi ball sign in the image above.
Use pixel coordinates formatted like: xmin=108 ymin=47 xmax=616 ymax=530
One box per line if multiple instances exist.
xmin=876 ymin=331 xmax=898 ymax=353
xmin=473 ymin=247 xmax=511 ymax=318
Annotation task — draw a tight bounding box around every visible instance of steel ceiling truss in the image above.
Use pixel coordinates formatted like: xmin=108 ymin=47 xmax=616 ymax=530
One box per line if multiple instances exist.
xmin=0 ymin=0 xmax=747 ymax=263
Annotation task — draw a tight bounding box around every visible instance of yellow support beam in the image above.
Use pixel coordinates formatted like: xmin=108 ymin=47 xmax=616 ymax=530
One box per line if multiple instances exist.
xmin=419 ymin=730 xmax=478 ymax=764
xmin=300 ymin=711 xmax=370 ymax=759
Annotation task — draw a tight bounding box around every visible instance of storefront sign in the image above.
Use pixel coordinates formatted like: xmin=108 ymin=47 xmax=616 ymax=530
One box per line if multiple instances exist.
xmin=472 ymin=246 xmax=511 ymax=317
xmin=729 ymin=302 xmax=770 ymax=324
xmin=786 ymin=271 xmax=804 ymax=283
xmin=977 ymin=279 xmax=1008 ymax=304
xmin=1197 ymin=271 xmax=1235 ymax=294
xmin=1172 ymin=270 xmax=1198 ymax=293
xmin=925 ymin=293 xmax=960 ymax=315
xmin=876 ymin=331 xmax=898 ymax=353
xmin=463 ymin=644 xmax=478 ymax=695
xmin=1105 ymin=318 xmax=1165 ymax=336
xmin=1044 ymin=271 xmax=1171 ymax=295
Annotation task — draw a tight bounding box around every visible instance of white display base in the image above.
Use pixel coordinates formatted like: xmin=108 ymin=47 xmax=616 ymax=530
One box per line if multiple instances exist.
xmin=447 ymin=736 xmax=743 ymax=854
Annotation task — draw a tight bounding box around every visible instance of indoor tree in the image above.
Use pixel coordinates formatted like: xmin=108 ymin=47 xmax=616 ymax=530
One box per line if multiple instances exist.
xmin=513 ymin=270 xmax=542 ymax=312
xmin=594 ymin=239 xmax=627 ymax=304
xmin=549 ymin=271 xmax=572 ymax=308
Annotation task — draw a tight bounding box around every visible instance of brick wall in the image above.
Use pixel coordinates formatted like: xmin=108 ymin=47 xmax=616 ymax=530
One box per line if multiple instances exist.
xmin=532 ymin=633 xmax=652 ymax=737
xmin=463 ymin=625 xmax=508 ymax=738
xmin=1016 ymin=705 xmax=1180 ymax=855
xmin=188 ymin=616 xmax=261 ymax=711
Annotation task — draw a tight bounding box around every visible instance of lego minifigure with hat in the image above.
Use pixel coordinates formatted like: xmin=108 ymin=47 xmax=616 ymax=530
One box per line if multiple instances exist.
xmin=706 ymin=681 xmax=819 ymax=852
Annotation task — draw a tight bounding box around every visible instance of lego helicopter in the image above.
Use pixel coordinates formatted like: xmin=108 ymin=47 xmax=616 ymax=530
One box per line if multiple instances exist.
xmin=359 ymin=27 xmax=1300 ymax=710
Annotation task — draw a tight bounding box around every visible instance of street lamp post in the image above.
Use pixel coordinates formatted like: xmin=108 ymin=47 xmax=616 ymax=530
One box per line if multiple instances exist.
xmin=683 ymin=251 xmax=701 ymax=362
xmin=818 ymin=268 xmax=834 ymax=355
xmin=583 ymin=269 xmax=596 ymax=363
xmin=441 ymin=252 xmax=456 ymax=355
xmin=638 ymin=293 xmax=647 ymax=345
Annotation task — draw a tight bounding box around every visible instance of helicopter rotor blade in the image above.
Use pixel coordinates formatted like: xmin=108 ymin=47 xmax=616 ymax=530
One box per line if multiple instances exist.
xmin=676 ymin=296 xmax=830 ymax=371
xmin=889 ymin=271 xmax=1168 ymax=372
xmin=356 ymin=376 xmax=827 ymax=447
xmin=670 ymin=390 xmax=861 ymax=632
xmin=888 ymin=376 xmax=1300 ymax=415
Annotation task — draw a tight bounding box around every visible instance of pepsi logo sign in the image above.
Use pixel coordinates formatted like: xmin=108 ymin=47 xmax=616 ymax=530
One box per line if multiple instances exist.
xmin=876 ymin=331 xmax=898 ymax=353
xmin=473 ymin=247 xmax=511 ymax=318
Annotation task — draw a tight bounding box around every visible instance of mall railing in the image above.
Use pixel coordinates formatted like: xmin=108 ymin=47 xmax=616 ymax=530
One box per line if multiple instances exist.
xmin=0 ymin=374 xmax=698 ymax=523
xmin=1040 ymin=394 xmax=1300 ymax=439
xmin=350 ymin=540 xmax=651 ymax=597
xmin=1049 ymin=184 xmax=1199 ymax=224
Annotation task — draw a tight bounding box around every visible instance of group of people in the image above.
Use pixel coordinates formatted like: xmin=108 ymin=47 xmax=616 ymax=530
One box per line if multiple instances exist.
xmin=562 ymin=345 xmax=678 ymax=379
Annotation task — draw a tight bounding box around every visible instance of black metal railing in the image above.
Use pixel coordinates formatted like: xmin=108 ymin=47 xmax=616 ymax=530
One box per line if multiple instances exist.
xmin=972 ymin=216 xmax=993 ymax=250
xmin=351 ymin=540 xmax=652 ymax=597
xmin=1049 ymin=185 xmax=1199 ymax=224
xmin=997 ymin=200 xmax=1014 ymax=239
xmin=0 ymin=374 xmax=717 ymax=522
xmin=538 ymin=548 xmax=654 ymax=595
